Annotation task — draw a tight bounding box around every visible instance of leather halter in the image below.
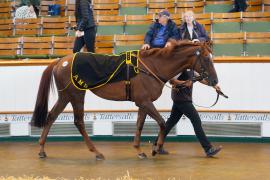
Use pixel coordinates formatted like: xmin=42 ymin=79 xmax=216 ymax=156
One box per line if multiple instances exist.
xmin=176 ymin=48 xmax=228 ymax=108
xmin=192 ymin=49 xmax=228 ymax=107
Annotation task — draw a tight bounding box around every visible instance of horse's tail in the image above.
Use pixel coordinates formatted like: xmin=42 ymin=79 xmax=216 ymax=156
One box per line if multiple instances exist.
xmin=31 ymin=60 xmax=59 ymax=128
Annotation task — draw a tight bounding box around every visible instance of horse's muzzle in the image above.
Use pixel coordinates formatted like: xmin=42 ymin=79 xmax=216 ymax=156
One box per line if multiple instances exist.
xmin=208 ymin=79 xmax=218 ymax=86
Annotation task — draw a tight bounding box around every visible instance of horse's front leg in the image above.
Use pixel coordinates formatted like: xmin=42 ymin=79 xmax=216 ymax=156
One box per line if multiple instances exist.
xmin=133 ymin=107 xmax=147 ymax=159
xmin=136 ymin=101 xmax=166 ymax=156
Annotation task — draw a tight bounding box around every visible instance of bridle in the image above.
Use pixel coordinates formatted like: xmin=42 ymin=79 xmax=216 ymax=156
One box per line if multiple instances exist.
xmin=189 ymin=48 xmax=228 ymax=108
xmin=136 ymin=48 xmax=210 ymax=90
xmin=137 ymin=47 xmax=228 ymax=108
xmin=191 ymin=49 xmax=209 ymax=84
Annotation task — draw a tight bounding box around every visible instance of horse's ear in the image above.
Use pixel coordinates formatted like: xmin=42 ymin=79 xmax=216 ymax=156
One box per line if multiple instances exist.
xmin=205 ymin=40 xmax=213 ymax=48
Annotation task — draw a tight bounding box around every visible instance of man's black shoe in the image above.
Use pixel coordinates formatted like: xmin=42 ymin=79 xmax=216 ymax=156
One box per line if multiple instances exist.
xmin=206 ymin=146 xmax=222 ymax=157
xmin=157 ymin=147 xmax=169 ymax=155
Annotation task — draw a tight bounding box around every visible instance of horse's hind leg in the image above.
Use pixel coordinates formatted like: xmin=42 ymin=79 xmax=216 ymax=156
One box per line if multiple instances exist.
xmin=133 ymin=108 xmax=147 ymax=159
xmin=39 ymin=97 xmax=69 ymax=158
xmin=70 ymin=95 xmax=105 ymax=161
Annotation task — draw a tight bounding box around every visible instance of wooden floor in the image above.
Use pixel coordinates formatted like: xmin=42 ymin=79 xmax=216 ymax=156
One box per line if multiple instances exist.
xmin=0 ymin=141 xmax=270 ymax=179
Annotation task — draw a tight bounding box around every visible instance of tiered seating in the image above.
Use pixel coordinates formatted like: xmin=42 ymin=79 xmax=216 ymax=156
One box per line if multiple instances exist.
xmin=95 ymin=35 xmax=114 ymax=54
xmin=211 ymin=32 xmax=270 ymax=57
xmin=34 ymin=0 xmax=268 ymax=18
xmin=211 ymin=32 xmax=245 ymax=56
xmin=0 ymin=1 xmax=14 ymax=18
xmin=14 ymin=18 xmax=40 ymax=36
xmin=93 ymin=0 xmax=119 ymax=16
xmin=265 ymin=0 xmax=270 ymax=11
xmin=212 ymin=12 xmax=241 ymax=33
xmin=148 ymin=0 xmax=175 ymax=14
xmin=96 ymin=15 xmax=125 ymax=35
xmin=0 ymin=37 xmax=20 ymax=59
xmin=40 ymin=16 xmax=68 ymax=36
xmin=0 ymin=9 xmax=269 ymax=59
xmin=242 ymin=12 xmax=270 ymax=32
xmin=245 ymin=32 xmax=270 ymax=56
xmin=114 ymin=34 xmax=144 ymax=54
xmin=120 ymin=0 xmax=147 ymax=15
xmin=19 ymin=36 xmax=52 ymax=58
xmin=175 ymin=0 xmax=204 ymax=14
xmin=170 ymin=13 xmax=181 ymax=25
xmin=125 ymin=14 xmax=153 ymax=35
xmin=65 ymin=0 xmax=75 ymax=16
xmin=246 ymin=0 xmax=262 ymax=12
xmin=0 ymin=18 xmax=13 ymax=37
xmin=0 ymin=36 xmax=73 ymax=59
xmin=52 ymin=36 xmax=74 ymax=57
xmin=205 ymin=0 xmax=233 ymax=13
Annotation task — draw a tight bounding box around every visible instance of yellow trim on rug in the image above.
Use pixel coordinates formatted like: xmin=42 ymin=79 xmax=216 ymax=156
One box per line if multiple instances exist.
xmin=70 ymin=51 xmax=140 ymax=91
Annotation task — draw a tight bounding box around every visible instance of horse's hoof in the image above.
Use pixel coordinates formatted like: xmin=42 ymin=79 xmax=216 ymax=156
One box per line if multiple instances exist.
xmin=39 ymin=152 xmax=47 ymax=158
xmin=96 ymin=154 xmax=105 ymax=161
xmin=152 ymin=150 xmax=157 ymax=156
xmin=138 ymin=153 xmax=147 ymax=159
xmin=152 ymin=145 xmax=158 ymax=156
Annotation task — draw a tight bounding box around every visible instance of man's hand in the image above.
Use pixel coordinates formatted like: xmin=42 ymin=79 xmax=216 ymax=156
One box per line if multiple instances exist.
xmin=75 ymin=30 xmax=84 ymax=37
xmin=169 ymin=79 xmax=177 ymax=88
xmin=169 ymin=79 xmax=192 ymax=88
xmin=192 ymin=39 xmax=200 ymax=43
xmin=165 ymin=42 xmax=172 ymax=48
xmin=183 ymin=80 xmax=192 ymax=87
xmin=141 ymin=44 xmax=150 ymax=50
xmin=214 ymin=85 xmax=221 ymax=91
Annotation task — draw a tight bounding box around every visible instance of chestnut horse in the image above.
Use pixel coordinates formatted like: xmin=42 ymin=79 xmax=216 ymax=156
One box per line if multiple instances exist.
xmin=31 ymin=40 xmax=218 ymax=160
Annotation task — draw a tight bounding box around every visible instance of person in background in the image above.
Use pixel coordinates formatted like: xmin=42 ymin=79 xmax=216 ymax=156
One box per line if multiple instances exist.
xmin=229 ymin=0 xmax=247 ymax=12
xmin=15 ymin=2 xmax=37 ymax=19
xmin=73 ymin=0 xmax=96 ymax=53
xmin=141 ymin=10 xmax=179 ymax=50
xmin=179 ymin=10 xmax=209 ymax=43
xmin=19 ymin=0 xmax=40 ymax=16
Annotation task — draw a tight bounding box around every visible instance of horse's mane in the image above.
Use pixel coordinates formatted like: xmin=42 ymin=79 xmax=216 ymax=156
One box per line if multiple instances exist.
xmin=140 ymin=40 xmax=211 ymax=59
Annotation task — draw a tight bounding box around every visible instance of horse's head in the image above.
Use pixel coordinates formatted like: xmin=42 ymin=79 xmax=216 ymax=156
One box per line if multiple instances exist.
xmin=139 ymin=40 xmax=218 ymax=86
xmin=190 ymin=42 xmax=218 ymax=86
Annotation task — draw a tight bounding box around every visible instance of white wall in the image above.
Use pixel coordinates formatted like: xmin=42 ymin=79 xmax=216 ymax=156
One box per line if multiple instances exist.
xmin=0 ymin=63 xmax=269 ymax=112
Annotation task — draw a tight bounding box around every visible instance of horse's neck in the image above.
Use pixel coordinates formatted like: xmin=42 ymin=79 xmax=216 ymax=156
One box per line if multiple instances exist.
xmin=145 ymin=51 xmax=194 ymax=81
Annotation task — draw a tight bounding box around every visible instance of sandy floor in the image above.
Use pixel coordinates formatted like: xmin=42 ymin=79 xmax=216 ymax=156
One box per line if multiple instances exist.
xmin=0 ymin=141 xmax=270 ymax=179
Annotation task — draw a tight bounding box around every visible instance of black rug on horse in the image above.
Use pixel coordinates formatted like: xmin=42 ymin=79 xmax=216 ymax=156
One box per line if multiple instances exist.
xmin=71 ymin=51 xmax=139 ymax=90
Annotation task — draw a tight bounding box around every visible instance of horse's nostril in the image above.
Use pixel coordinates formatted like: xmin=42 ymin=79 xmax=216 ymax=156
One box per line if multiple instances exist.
xmin=213 ymin=79 xmax=218 ymax=85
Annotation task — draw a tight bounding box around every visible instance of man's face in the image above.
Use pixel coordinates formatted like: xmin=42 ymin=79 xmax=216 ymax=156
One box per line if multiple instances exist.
xmin=158 ymin=15 xmax=169 ymax=25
